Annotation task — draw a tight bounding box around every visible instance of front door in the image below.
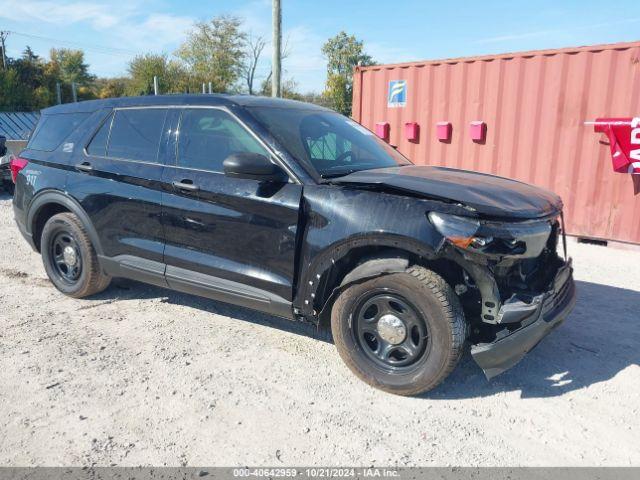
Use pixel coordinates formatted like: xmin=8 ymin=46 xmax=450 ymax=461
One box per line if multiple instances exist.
xmin=161 ymin=107 xmax=302 ymax=318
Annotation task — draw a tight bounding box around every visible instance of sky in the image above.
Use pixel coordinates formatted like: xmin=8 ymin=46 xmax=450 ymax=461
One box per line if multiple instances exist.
xmin=0 ymin=0 xmax=639 ymax=92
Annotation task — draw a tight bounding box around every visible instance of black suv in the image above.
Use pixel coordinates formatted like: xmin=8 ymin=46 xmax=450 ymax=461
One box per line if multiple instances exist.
xmin=12 ymin=95 xmax=576 ymax=395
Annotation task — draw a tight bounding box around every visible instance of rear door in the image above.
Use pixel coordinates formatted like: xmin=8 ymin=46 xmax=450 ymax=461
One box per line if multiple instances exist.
xmin=161 ymin=107 xmax=302 ymax=317
xmin=67 ymin=107 xmax=172 ymax=285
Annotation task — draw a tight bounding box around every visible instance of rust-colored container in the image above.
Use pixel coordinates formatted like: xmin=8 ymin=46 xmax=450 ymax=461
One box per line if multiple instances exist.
xmin=352 ymin=41 xmax=640 ymax=244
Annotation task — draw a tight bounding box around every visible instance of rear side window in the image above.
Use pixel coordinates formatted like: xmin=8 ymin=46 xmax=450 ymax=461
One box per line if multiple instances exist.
xmin=28 ymin=113 xmax=90 ymax=152
xmin=86 ymin=113 xmax=112 ymax=157
xmin=107 ymin=108 xmax=168 ymax=163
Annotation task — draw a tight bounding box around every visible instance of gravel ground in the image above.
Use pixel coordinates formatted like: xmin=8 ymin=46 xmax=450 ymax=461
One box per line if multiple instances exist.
xmin=0 ymin=191 xmax=639 ymax=467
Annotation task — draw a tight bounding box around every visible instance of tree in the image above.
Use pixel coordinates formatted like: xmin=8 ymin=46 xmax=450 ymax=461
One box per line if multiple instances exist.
xmin=49 ymin=48 xmax=95 ymax=85
xmin=0 ymin=45 xmax=100 ymax=109
xmin=127 ymin=53 xmax=186 ymax=95
xmin=323 ymin=73 xmax=350 ymax=115
xmin=258 ymin=36 xmax=292 ymax=96
xmin=176 ymin=15 xmax=246 ymax=93
xmin=243 ymin=35 xmax=267 ymax=95
xmin=0 ymin=68 xmax=32 ymax=110
xmin=22 ymin=46 xmax=39 ymax=63
xmin=0 ymin=47 xmax=55 ymax=110
xmin=321 ymin=31 xmax=375 ymax=115
xmin=95 ymin=77 xmax=130 ymax=99
xmin=14 ymin=47 xmax=46 ymax=92
xmin=259 ymin=76 xmax=300 ymax=100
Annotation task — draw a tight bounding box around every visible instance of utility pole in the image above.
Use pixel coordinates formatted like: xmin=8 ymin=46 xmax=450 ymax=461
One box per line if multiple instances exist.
xmin=271 ymin=0 xmax=282 ymax=98
xmin=0 ymin=31 xmax=9 ymax=70
xmin=153 ymin=75 xmax=159 ymax=95
xmin=56 ymin=82 xmax=61 ymax=104
xmin=71 ymin=82 xmax=77 ymax=102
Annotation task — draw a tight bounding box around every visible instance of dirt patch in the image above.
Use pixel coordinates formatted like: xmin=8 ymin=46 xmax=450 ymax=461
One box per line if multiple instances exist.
xmin=0 ymin=267 xmax=51 ymax=286
xmin=0 ymin=267 xmax=29 ymax=279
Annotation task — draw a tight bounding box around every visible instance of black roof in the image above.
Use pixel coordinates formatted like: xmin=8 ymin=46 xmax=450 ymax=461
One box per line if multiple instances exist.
xmin=42 ymin=94 xmax=331 ymax=115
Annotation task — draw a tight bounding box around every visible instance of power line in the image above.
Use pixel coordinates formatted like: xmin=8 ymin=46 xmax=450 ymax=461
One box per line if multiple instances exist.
xmin=8 ymin=30 xmax=138 ymax=57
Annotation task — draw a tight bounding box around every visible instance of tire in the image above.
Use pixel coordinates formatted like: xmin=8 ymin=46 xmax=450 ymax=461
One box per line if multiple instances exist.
xmin=331 ymin=266 xmax=467 ymax=396
xmin=40 ymin=212 xmax=111 ymax=298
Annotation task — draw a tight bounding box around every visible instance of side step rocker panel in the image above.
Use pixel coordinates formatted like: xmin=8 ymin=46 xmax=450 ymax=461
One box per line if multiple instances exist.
xmin=99 ymin=255 xmax=293 ymax=320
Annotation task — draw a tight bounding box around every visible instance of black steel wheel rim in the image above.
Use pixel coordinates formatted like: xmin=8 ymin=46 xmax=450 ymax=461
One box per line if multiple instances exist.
xmin=353 ymin=291 xmax=429 ymax=371
xmin=49 ymin=231 xmax=82 ymax=284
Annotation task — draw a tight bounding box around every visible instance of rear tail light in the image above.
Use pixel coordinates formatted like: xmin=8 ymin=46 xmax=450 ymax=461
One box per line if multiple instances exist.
xmin=10 ymin=156 xmax=28 ymax=183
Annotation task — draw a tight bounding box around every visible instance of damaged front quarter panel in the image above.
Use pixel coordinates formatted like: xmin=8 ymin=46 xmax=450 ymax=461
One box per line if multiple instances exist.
xmin=294 ymin=184 xmax=473 ymax=318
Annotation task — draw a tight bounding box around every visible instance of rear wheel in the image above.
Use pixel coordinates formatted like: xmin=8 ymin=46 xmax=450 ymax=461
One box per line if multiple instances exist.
xmin=41 ymin=212 xmax=111 ymax=298
xmin=331 ymin=266 xmax=467 ymax=396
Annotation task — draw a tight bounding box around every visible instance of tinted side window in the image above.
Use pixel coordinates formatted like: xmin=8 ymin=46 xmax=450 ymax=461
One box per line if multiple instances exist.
xmin=177 ymin=109 xmax=269 ymax=172
xmin=108 ymin=109 xmax=168 ymax=163
xmin=28 ymin=113 xmax=90 ymax=152
xmin=86 ymin=113 xmax=113 ymax=156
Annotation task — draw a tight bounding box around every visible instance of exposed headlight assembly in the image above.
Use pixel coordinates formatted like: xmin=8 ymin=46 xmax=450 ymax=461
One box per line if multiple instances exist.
xmin=429 ymin=211 xmax=555 ymax=257
xmin=428 ymin=212 xmax=484 ymax=249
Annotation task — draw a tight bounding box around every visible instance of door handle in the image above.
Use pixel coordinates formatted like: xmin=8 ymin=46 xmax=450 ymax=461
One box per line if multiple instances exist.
xmin=172 ymin=180 xmax=199 ymax=192
xmin=76 ymin=162 xmax=93 ymax=172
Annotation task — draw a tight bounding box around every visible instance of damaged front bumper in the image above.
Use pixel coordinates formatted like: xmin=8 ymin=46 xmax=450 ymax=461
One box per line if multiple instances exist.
xmin=470 ymin=260 xmax=576 ymax=379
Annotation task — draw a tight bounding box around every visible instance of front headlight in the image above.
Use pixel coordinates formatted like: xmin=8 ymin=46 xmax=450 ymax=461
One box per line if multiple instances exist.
xmin=428 ymin=212 xmax=482 ymax=249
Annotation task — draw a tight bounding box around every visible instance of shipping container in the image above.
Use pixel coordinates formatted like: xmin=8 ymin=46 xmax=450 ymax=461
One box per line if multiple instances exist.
xmin=352 ymin=41 xmax=640 ymax=245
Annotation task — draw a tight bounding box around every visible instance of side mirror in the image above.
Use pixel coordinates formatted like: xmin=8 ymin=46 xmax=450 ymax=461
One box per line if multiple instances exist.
xmin=223 ymin=153 xmax=288 ymax=183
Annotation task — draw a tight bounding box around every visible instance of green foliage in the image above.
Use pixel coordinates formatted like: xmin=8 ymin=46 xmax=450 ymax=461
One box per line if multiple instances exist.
xmin=0 ymin=68 xmax=32 ymax=110
xmin=321 ymin=31 xmax=375 ymax=115
xmin=322 ymin=74 xmax=350 ymax=116
xmin=0 ymin=48 xmax=52 ymax=110
xmin=94 ymin=77 xmax=130 ymax=99
xmin=259 ymin=77 xmax=303 ymax=100
xmin=176 ymin=15 xmax=247 ymax=93
xmin=127 ymin=53 xmax=184 ymax=95
xmin=49 ymin=48 xmax=95 ymax=85
xmin=0 ymin=46 xmax=101 ymax=110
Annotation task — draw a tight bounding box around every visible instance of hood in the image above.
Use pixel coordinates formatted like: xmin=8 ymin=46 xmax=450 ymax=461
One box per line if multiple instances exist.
xmin=332 ymin=165 xmax=562 ymax=219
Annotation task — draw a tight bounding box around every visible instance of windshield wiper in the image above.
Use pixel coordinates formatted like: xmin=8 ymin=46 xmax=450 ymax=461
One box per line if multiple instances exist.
xmin=320 ymin=173 xmax=350 ymax=179
xmin=320 ymin=169 xmax=360 ymax=179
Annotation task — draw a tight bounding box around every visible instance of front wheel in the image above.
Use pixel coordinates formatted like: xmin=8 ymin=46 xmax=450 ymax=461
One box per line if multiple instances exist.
xmin=41 ymin=212 xmax=111 ymax=298
xmin=331 ymin=266 xmax=467 ymax=396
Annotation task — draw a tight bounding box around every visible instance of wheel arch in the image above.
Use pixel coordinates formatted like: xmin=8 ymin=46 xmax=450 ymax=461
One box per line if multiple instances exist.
xmin=299 ymin=235 xmax=482 ymax=331
xmin=297 ymin=234 xmax=440 ymax=319
xmin=27 ymin=190 xmax=103 ymax=256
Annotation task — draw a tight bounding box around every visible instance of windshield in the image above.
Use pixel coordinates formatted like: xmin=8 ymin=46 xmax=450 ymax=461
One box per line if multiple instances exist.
xmin=246 ymin=107 xmax=412 ymax=178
